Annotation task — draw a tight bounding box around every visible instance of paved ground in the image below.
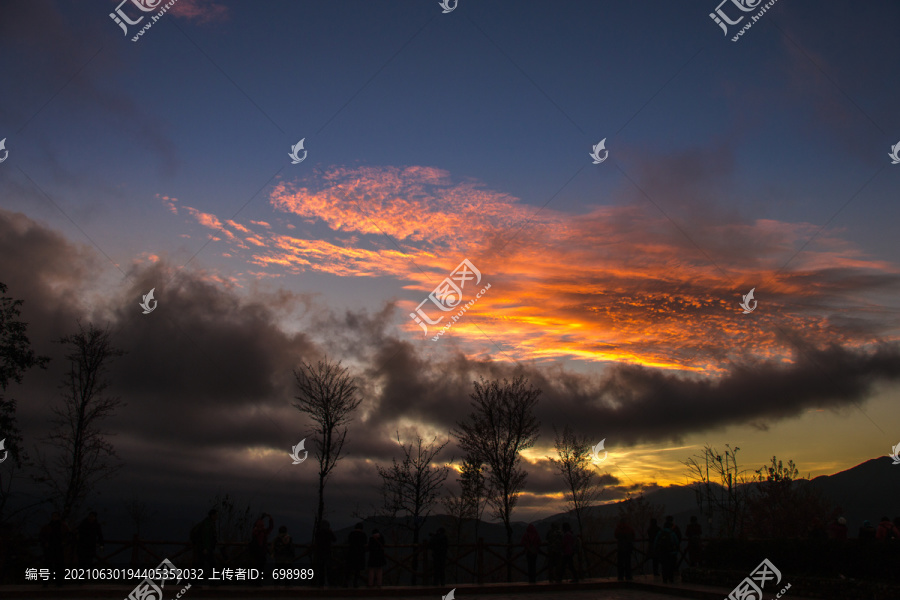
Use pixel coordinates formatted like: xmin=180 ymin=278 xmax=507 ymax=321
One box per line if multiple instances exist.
xmin=359 ymin=592 xmax=706 ymax=600
xmin=0 ymin=591 xmax=702 ymax=600
xmin=0 ymin=577 xmax=732 ymax=600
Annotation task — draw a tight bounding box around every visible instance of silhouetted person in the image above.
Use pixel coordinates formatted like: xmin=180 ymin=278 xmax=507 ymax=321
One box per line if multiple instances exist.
xmin=858 ymin=520 xmax=876 ymax=540
xmin=685 ymin=516 xmax=702 ymax=566
xmin=654 ymin=517 xmax=679 ymax=584
xmin=808 ymin=517 xmax=827 ymax=539
xmin=346 ymin=523 xmax=367 ymax=588
xmin=560 ymin=522 xmax=578 ymax=583
xmin=40 ymin=512 xmax=70 ymax=587
xmin=193 ymin=509 xmax=218 ymax=584
xmin=546 ymin=522 xmax=562 ymax=582
xmin=367 ymin=528 xmax=385 ymax=588
xmin=521 ymin=523 xmax=541 ymax=584
xmin=647 ymin=518 xmax=661 ymax=576
xmin=876 ymin=516 xmax=900 ymax=540
xmin=670 ymin=517 xmax=682 ymax=546
xmin=614 ymin=518 xmax=635 ymax=581
xmin=315 ymin=520 xmax=336 ymax=587
xmin=827 ymin=517 xmax=848 ymax=541
xmin=273 ymin=525 xmax=294 ymax=586
xmin=249 ymin=512 xmax=273 ymax=582
xmin=431 ymin=527 xmax=449 ymax=586
xmin=77 ymin=512 xmax=103 ymax=568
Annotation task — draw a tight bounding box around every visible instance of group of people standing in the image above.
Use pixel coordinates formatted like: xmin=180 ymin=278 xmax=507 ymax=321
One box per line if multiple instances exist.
xmin=642 ymin=515 xmax=701 ymax=583
xmin=313 ymin=520 xmax=387 ymax=588
xmin=190 ymin=509 xmax=296 ymax=585
xmin=520 ymin=515 xmax=700 ymax=586
xmin=849 ymin=516 xmax=900 ymax=541
xmin=806 ymin=513 xmax=900 ymax=541
xmin=520 ymin=522 xmax=582 ymax=584
xmin=38 ymin=511 xmax=105 ymax=587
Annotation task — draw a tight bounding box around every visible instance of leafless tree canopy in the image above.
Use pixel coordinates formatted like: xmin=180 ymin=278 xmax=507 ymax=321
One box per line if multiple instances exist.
xmin=378 ymin=431 xmax=449 ymax=585
xmin=746 ymin=455 xmax=829 ymax=539
xmin=38 ymin=322 xmax=125 ymax=520
xmin=683 ymin=443 xmax=752 ymax=538
xmin=211 ymin=493 xmax=255 ymax=556
xmin=292 ymin=358 xmax=362 ymax=528
xmin=456 ymin=454 xmax=488 ymax=525
xmin=454 ymin=375 xmax=541 ymax=550
xmin=378 ymin=432 xmax=449 ymax=521
xmin=442 ymin=452 xmax=487 ymax=559
xmin=549 ymin=424 xmax=602 ymax=535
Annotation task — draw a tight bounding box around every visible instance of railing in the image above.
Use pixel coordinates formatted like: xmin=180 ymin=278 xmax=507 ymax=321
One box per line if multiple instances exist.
xmin=76 ymin=535 xmax=696 ymax=585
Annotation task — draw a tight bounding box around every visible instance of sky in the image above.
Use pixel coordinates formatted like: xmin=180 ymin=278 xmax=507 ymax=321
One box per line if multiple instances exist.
xmin=1 ymin=0 xmax=900 ymax=537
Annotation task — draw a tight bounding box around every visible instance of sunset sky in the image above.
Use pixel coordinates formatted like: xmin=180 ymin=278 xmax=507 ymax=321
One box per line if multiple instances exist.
xmin=1 ymin=0 xmax=899 ymax=534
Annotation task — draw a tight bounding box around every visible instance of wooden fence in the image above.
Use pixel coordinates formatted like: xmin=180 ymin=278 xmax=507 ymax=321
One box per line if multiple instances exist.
xmin=84 ymin=535 xmax=696 ymax=586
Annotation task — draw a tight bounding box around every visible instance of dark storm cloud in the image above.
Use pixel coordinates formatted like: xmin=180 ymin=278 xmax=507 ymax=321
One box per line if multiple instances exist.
xmin=360 ymin=331 xmax=900 ymax=448
xmin=3 ymin=208 xmax=900 ymax=529
xmin=0 ymin=209 xmax=97 ymax=348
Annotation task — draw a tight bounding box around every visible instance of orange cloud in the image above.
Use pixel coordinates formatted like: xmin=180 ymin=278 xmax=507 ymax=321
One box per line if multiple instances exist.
xmin=173 ymin=166 xmax=900 ymax=372
xmin=170 ymin=0 xmax=229 ymax=24
xmin=158 ymin=194 xmax=179 ymax=215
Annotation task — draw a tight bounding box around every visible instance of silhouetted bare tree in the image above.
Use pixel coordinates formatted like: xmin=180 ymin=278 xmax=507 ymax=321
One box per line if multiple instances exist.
xmin=683 ymin=444 xmax=752 ymax=538
xmin=211 ymin=493 xmax=255 ymax=560
xmin=0 ymin=281 xmax=49 ymax=523
xmin=37 ymin=322 xmax=124 ymax=520
xmin=125 ymin=497 xmax=156 ymax=537
xmin=442 ymin=453 xmax=487 ymax=581
xmin=549 ymin=424 xmax=602 ymax=536
xmin=747 ymin=456 xmax=829 ymax=539
xmin=455 ymin=375 xmax=541 ymax=581
xmin=458 ymin=454 xmax=487 ymax=541
xmin=378 ymin=431 xmax=449 ymax=584
xmin=292 ymin=358 xmax=362 ymax=530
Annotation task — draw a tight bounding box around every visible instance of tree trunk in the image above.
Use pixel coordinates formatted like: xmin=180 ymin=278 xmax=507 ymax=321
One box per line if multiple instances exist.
xmin=473 ymin=518 xmax=480 ymax=583
xmin=411 ymin=523 xmax=420 ymax=585
xmin=505 ymin=524 xmax=513 ymax=582
xmin=316 ymin=471 xmax=325 ymax=530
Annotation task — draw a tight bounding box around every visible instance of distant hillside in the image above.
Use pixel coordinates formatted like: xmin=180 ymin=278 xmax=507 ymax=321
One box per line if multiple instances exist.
xmin=808 ymin=456 xmax=900 ymax=529
xmin=334 ymin=455 xmax=900 ymax=543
